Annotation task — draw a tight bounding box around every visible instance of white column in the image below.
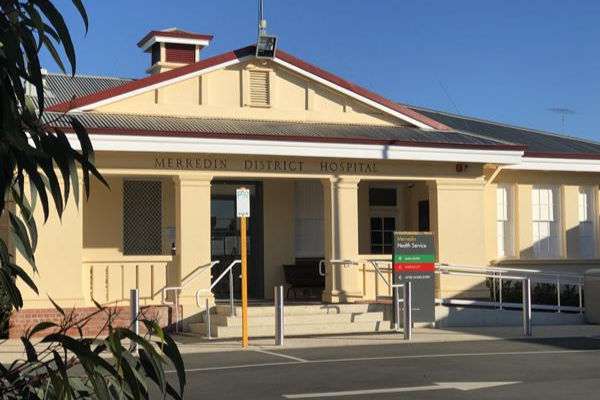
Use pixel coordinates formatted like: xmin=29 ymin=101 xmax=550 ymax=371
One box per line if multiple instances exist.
xmin=322 ymin=177 xmax=362 ymax=303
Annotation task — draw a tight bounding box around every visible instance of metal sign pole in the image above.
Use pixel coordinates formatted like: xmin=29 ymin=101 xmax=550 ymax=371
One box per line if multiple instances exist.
xmin=403 ymin=282 xmax=412 ymax=340
xmin=393 ymin=285 xmax=400 ymax=331
xmin=237 ymin=187 xmax=251 ymax=348
xmin=241 ymin=215 xmax=249 ymax=347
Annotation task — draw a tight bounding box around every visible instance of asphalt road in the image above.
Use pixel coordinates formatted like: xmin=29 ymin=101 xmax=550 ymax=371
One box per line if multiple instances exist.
xmin=168 ymin=337 xmax=600 ymax=399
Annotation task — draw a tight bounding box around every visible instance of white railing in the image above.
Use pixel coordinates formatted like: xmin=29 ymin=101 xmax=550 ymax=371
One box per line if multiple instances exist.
xmin=436 ymin=263 xmax=585 ymax=314
xmin=161 ymin=260 xmax=219 ymax=332
xmin=196 ymin=260 xmax=241 ymax=340
xmin=84 ymin=256 xmax=173 ymax=305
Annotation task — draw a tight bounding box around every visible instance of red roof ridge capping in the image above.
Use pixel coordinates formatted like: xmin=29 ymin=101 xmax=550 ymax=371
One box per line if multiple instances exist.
xmin=275 ymin=50 xmax=452 ymax=131
xmin=137 ymin=30 xmax=214 ymax=48
xmin=47 ymin=46 xmax=256 ymax=113
xmin=48 ymin=45 xmax=450 ymax=130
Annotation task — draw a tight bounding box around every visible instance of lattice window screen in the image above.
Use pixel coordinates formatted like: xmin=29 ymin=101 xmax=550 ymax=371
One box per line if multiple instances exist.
xmin=123 ymin=180 xmax=162 ymax=255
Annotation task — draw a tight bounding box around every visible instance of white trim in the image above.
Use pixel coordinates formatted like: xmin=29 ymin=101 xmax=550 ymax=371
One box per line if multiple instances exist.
xmin=65 ymin=133 xmax=524 ymax=164
xmin=140 ymin=36 xmax=211 ymax=52
xmin=273 ymin=58 xmax=436 ymax=130
xmin=505 ymin=157 xmax=600 ymax=172
xmin=69 ymin=53 xmax=440 ymax=130
xmin=71 ymin=55 xmax=253 ymax=112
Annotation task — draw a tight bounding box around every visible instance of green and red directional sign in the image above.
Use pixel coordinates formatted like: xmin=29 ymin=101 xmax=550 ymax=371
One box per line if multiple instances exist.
xmin=393 ymin=232 xmax=436 ymax=323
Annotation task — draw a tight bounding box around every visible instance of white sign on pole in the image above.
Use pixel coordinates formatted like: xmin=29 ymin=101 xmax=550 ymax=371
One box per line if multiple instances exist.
xmin=236 ymin=188 xmax=251 ymax=217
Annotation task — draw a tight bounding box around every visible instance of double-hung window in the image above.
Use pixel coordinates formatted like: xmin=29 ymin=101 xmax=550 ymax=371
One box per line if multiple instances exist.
xmin=369 ymin=187 xmax=397 ymax=255
xmin=532 ymin=186 xmax=561 ymax=258
xmin=579 ymin=186 xmax=596 ymax=258
xmin=496 ymin=185 xmax=514 ymax=258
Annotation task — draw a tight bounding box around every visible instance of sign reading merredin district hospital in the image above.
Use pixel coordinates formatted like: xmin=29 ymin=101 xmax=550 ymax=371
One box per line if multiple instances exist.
xmin=393 ymin=232 xmax=435 ymax=323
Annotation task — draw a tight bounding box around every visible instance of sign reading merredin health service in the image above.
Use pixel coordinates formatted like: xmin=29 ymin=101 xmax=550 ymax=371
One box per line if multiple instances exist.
xmin=393 ymin=232 xmax=436 ymax=323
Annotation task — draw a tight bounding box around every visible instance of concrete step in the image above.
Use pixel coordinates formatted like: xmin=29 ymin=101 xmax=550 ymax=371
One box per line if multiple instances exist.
xmin=189 ymin=320 xmax=393 ymax=338
xmin=203 ymin=311 xmax=385 ymax=327
xmin=213 ymin=303 xmax=382 ymax=317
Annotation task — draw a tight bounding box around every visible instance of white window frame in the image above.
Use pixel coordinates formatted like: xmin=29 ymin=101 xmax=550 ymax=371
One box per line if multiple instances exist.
xmin=578 ymin=186 xmax=597 ymax=258
xmin=496 ymin=184 xmax=515 ymax=258
xmin=368 ymin=184 xmax=400 ymax=255
xmin=531 ymin=185 xmax=562 ymax=258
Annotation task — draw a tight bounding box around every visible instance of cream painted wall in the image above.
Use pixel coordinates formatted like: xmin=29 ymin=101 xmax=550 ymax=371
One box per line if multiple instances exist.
xmin=405 ymin=182 xmax=429 ymax=231
xmin=430 ymin=179 xmax=488 ymax=298
xmin=95 ymin=60 xmax=403 ymax=126
xmin=17 ymin=182 xmax=84 ymax=309
xmin=83 ymin=176 xmax=123 ymax=259
xmin=262 ymin=179 xmax=295 ymax=299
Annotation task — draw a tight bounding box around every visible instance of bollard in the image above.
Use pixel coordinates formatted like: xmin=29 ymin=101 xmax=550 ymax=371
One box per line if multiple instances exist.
xmin=403 ymin=282 xmax=412 ymax=340
xmin=274 ymin=285 xmax=284 ymax=346
xmin=522 ymin=278 xmax=532 ymax=336
xmin=205 ymin=297 xmax=212 ymax=340
xmin=130 ymin=289 xmax=139 ymax=353
xmin=393 ymin=285 xmax=401 ymax=332
xmin=229 ymin=268 xmax=235 ymax=317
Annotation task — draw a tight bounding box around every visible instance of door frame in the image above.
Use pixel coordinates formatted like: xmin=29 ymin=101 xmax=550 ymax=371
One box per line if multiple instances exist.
xmin=212 ymin=180 xmax=264 ymax=299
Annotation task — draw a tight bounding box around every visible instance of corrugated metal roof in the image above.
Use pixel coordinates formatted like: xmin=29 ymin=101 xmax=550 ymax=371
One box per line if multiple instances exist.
xmin=38 ymin=74 xmax=600 ymax=155
xmin=42 ymin=73 xmax=133 ymax=107
xmin=42 ymin=111 xmax=510 ymax=148
xmin=409 ymin=106 xmax=600 ymax=155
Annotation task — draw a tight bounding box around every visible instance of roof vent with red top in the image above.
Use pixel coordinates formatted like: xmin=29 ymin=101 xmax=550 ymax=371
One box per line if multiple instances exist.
xmin=137 ymin=28 xmax=213 ymax=75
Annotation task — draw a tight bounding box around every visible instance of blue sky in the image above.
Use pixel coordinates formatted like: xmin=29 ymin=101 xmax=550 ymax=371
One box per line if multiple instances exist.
xmin=44 ymin=0 xmax=600 ymax=141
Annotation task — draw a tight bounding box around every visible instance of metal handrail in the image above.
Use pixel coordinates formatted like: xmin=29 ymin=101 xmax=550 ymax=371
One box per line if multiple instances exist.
xmin=320 ymin=258 xmax=393 ymax=298
xmin=161 ymin=260 xmax=220 ymax=305
xmin=161 ymin=260 xmax=220 ymax=332
xmin=196 ymin=259 xmax=241 ymax=339
xmin=436 ymin=264 xmax=584 ymax=316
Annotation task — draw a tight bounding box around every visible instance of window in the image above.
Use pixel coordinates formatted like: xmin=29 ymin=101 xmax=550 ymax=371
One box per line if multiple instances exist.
xmin=123 ymin=180 xmax=163 ymax=255
xmin=249 ymin=70 xmax=270 ymax=107
xmin=370 ymin=216 xmax=395 ymax=254
xmin=532 ymin=186 xmax=561 ymax=258
xmin=369 ymin=188 xmax=397 ymax=207
xmin=294 ymin=181 xmax=324 ymax=257
xmin=496 ymin=185 xmax=514 ymax=258
xmin=579 ymin=186 xmax=596 ymax=258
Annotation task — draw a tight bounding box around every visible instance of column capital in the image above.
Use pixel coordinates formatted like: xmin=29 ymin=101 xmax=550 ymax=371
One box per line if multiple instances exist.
xmin=322 ymin=177 xmax=361 ymax=190
xmin=172 ymin=174 xmax=213 ymax=187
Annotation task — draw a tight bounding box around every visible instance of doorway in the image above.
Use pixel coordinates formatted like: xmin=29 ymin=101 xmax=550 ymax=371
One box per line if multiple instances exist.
xmin=211 ymin=181 xmax=263 ymax=299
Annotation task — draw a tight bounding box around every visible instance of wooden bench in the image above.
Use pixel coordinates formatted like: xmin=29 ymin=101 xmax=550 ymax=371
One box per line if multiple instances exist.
xmin=282 ymin=258 xmax=325 ymax=299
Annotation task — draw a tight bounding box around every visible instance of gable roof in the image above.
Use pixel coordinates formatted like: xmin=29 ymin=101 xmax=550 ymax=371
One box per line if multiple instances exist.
xmin=408 ymin=106 xmax=600 ymax=158
xmin=46 ymin=45 xmax=449 ymax=131
xmin=39 ymin=72 xmax=600 ymax=160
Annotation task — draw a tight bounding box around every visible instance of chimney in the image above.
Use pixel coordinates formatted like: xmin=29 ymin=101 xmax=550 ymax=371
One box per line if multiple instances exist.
xmin=137 ymin=28 xmax=213 ymax=75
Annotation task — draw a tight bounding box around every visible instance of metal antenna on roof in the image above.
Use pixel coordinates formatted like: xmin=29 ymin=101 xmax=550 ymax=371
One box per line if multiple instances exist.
xmin=258 ymin=0 xmax=267 ymax=36
xmin=548 ymin=108 xmax=576 ymax=134
xmin=255 ymin=0 xmax=277 ymax=59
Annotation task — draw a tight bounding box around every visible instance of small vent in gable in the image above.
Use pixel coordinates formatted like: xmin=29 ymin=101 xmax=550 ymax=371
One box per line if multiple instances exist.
xmin=249 ymin=70 xmax=270 ymax=106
